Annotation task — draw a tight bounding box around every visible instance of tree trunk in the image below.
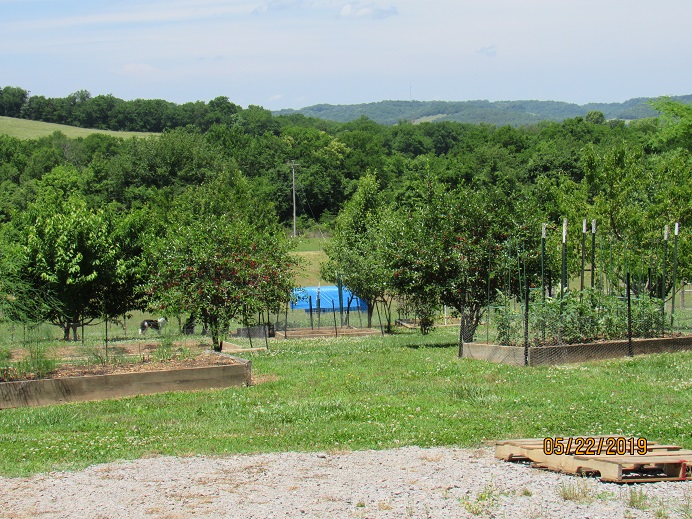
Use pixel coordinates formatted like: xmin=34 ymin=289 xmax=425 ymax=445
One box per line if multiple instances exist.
xmin=61 ymin=322 xmax=79 ymax=341
xmin=208 ymin=313 xmax=222 ymax=352
xmin=456 ymin=305 xmax=482 ymax=347
xmin=367 ymin=303 xmax=373 ymax=328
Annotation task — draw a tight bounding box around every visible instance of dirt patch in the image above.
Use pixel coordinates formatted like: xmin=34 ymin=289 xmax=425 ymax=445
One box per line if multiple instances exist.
xmin=2 ymin=339 xmax=245 ymax=381
xmin=48 ymin=351 xmax=242 ymax=379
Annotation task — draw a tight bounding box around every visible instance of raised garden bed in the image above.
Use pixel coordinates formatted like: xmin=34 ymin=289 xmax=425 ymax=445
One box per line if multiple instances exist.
xmin=460 ymin=335 xmax=692 ymax=366
xmin=0 ymin=340 xmax=251 ymax=409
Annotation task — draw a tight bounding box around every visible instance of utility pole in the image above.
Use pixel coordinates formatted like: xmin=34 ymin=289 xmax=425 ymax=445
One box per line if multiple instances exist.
xmin=288 ymin=160 xmax=299 ymax=237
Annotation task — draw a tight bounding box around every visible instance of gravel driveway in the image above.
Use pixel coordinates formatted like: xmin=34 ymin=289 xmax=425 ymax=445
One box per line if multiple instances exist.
xmin=0 ymin=446 xmax=689 ymax=518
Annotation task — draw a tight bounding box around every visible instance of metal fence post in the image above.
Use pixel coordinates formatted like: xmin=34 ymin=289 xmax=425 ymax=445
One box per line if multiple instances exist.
xmin=580 ymin=219 xmax=586 ymax=292
xmin=561 ymin=218 xmax=568 ymax=302
xmin=591 ymin=220 xmax=596 ymax=289
xmin=524 ymin=283 xmax=530 ymax=366
xmin=627 ymin=273 xmax=633 ymax=357
xmin=671 ymin=223 xmax=679 ymax=328
xmin=662 ymin=225 xmax=668 ymax=336
xmin=332 ymin=300 xmax=338 ymax=337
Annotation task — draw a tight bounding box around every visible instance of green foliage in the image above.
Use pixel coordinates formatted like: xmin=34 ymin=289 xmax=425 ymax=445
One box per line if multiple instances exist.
xmin=145 ymin=171 xmax=295 ymax=351
xmin=651 ymin=97 xmax=692 ymax=151
xmin=275 ymin=97 xmax=678 ymax=126
xmin=523 ymin=289 xmax=664 ymax=345
xmin=0 ymin=86 xmax=689 ymax=347
xmin=494 ymin=292 xmax=522 ymax=346
xmin=0 ymin=326 xmax=56 ymax=381
xmin=19 ymin=192 xmax=121 ymax=338
xmin=322 ymin=172 xmax=395 ymax=328
xmin=387 ymin=172 xmax=540 ymax=343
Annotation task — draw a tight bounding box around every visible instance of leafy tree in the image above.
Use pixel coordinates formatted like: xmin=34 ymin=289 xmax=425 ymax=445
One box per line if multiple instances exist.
xmin=19 ymin=192 xmax=120 ymax=339
xmin=585 ymin=110 xmax=606 ymax=125
xmin=387 ymin=173 xmax=532 ymax=345
xmin=322 ymin=173 xmax=395 ymax=329
xmin=0 ymin=228 xmax=51 ymax=323
xmin=0 ymin=86 xmax=29 ymax=117
xmin=581 ymin=143 xmax=691 ymax=295
xmin=651 ymin=98 xmax=692 ymax=151
xmin=144 ymin=172 xmax=295 ymax=351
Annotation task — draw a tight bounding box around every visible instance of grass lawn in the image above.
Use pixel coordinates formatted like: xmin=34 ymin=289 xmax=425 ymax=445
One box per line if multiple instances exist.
xmin=0 ymin=116 xmax=157 ymax=140
xmin=0 ymin=327 xmax=690 ymax=477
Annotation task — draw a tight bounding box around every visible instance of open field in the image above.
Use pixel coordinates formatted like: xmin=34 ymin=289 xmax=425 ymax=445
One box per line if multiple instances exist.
xmin=0 ymin=325 xmax=690 ymax=477
xmin=293 ymin=236 xmax=329 ymax=286
xmin=0 ymin=116 xmax=157 ymax=139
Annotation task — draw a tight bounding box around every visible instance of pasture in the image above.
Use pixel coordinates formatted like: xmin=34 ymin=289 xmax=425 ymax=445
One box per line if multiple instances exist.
xmin=0 ymin=116 xmax=157 ymax=139
xmin=0 ymin=325 xmax=690 ymax=477
xmin=293 ymin=236 xmax=329 ymax=286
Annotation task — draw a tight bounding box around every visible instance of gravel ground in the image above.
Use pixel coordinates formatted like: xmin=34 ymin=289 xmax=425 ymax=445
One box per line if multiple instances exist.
xmin=0 ymin=446 xmax=689 ymax=518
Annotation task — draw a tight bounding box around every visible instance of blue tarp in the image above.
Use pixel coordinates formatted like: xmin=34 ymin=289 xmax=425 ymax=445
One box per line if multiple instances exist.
xmin=291 ymin=286 xmax=367 ymax=312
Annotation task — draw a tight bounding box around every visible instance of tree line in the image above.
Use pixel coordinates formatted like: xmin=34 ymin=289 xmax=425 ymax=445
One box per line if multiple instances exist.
xmin=0 ymin=90 xmax=689 ymax=348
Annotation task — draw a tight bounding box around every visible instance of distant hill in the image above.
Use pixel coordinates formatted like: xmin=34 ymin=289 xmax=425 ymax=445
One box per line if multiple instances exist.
xmin=274 ymin=95 xmax=692 ymax=126
xmin=0 ymin=116 xmax=157 ymax=140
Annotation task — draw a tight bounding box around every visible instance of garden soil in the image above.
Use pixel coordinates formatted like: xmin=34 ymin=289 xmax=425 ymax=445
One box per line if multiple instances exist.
xmin=0 ymin=446 xmax=689 ymax=518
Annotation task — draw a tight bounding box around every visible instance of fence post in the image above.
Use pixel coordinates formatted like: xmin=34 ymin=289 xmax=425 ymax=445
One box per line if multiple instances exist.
xmin=317 ymin=293 xmax=321 ymax=329
xmin=375 ymin=301 xmax=384 ymax=336
xmin=284 ymin=301 xmax=289 ymax=339
xmin=661 ymin=225 xmax=668 ymax=336
xmin=627 ymin=272 xmax=633 ymax=357
xmin=337 ymin=274 xmax=344 ymax=327
xmin=332 ymin=300 xmax=338 ymax=337
xmin=671 ymin=223 xmax=679 ymax=327
xmin=591 ymin=220 xmax=596 ymax=289
xmin=580 ymin=219 xmax=586 ymax=292
xmin=524 ymin=283 xmax=530 ymax=366
xmin=458 ymin=306 xmax=465 ymax=358
xmin=561 ymin=218 xmax=568 ymax=300
xmin=541 ymin=223 xmax=546 ymax=303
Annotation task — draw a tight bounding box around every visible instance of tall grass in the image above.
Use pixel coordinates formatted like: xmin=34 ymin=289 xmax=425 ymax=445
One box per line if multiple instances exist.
xmin=0 ymin=327 xmax=690 ymax=477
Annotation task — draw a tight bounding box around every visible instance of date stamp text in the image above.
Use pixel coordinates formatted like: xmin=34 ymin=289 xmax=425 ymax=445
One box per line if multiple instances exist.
xmin=542 ymin=436 xmax=648 ymax=456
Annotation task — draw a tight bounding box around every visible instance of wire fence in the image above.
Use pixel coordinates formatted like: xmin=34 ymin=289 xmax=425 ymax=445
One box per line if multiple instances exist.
xmin=468 ymin=276 xmax=692 ymax=365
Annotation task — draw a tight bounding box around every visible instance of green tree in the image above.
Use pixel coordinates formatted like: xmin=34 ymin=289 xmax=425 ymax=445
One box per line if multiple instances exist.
xmin=387 ymin=174 xmax=531 ymax=345
xmin=322 ymin=173 xmax=395 ymax=329
xmin=585 ymin=110 xmax=606 ymax=125
xmin=650 ymin=97 xmax=692 ymax=151
xmin=20 ymin=192 xmax=119 ymax=339
xmin=0 ymin=228 xmax=50 ymax=323
xmin=581 ymin=143 xmax=691 ymax=295
xmin=145 ymin=172 xmax=295 ymax=351
xmin=0 ymin=86 xmax=29 ymax=117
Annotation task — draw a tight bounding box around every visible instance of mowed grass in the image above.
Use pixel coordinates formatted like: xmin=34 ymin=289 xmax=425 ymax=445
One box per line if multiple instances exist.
xmin=0 ymin=116 xmax=157 ymax=139
xmin=0 ymin=326 xmax=690 ymax=477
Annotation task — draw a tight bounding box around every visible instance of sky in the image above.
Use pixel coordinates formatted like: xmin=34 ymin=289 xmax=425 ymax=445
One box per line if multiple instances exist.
xmin=1 ymin=0 xmax=691 ymax=110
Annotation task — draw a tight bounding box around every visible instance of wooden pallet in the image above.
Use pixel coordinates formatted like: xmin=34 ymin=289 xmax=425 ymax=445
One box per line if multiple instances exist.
xmin=495 ymin=437 xmax=692 ymax=483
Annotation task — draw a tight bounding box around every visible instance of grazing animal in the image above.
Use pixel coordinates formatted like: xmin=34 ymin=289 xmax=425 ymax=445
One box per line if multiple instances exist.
xmin=139 ymin=317 xmax=167 ymax=335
